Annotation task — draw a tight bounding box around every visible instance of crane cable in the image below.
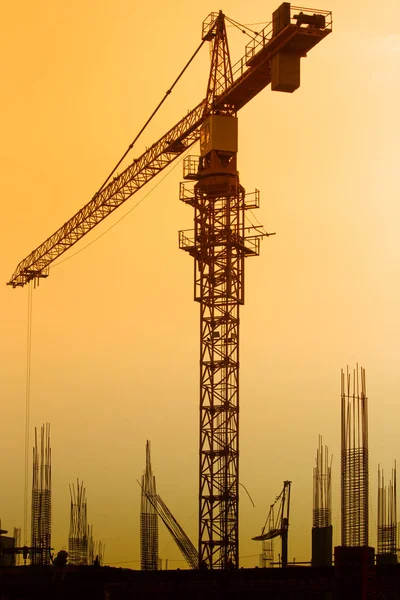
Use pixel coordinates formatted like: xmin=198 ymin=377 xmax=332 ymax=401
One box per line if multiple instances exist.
xmin=94 ymin=38 xmax=206 ymax=198
xmin=52 ymin=145 xmax=193 ymax=269
xmin=24 ymin=281 xmax=33 ymax=545
xmin=224 ymin=15 xmax=261 ymax=38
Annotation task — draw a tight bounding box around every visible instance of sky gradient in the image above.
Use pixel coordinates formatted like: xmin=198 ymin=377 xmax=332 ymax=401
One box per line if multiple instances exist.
xmin=1 ymin=0 xmax=400 ymax=568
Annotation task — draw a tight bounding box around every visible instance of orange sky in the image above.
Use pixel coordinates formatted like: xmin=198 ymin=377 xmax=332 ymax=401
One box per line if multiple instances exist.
xmin=1 ymin=0 xmax=400 ymax=568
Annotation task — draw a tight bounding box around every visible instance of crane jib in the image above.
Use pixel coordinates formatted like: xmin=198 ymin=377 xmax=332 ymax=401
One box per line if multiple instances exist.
xmin=7 ymin=10 xmax=331 ymax=290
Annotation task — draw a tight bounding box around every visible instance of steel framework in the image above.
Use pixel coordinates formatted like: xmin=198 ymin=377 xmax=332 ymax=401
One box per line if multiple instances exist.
xmin=260 ymin=506 xmax=275 ymax=568
xmin=31 ymin=423 xmax=51 ymax=565
xmin=140 ymin=441 xmax=159 ymax=571
xmin=149 ymin=493 xmax=199 ymax=570
xmin=7 ymin=6 xmax=331 ymax=290
xmin=341 ymin=365 xmax=369 ymax=547
xmin=377 ymin=464 xmax=397 ymax=557
xmin=313 ymin=435 xmax=332 ymax=528
xmin=181 ymin=12 xmax=265 ymax=570
xmin=68 ymin=480 xmax=88 ymax=565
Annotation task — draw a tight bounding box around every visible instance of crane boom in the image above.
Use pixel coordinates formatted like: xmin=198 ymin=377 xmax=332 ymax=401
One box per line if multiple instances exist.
xmin=7 ymin=6 xmax=331 ymax=288
xmin=7 ymin=100 xmax=205 ymax=288
xmin=142 ymin=490 xmax=199 ymax=570
xmin=253 ymin=480 xmax=292 ymax=567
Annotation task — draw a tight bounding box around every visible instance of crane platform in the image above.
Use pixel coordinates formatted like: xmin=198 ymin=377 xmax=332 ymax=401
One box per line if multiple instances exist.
xmin=216 ymin=6 xmax=332 ymax=110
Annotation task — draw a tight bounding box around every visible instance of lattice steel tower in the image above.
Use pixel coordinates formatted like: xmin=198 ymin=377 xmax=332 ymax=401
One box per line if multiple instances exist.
xmin=179 ymin=12 xmax=264 ymax=569
xmin=31 ymin=423 xmax=51 ymax=565
xmin=341 ymin=365 xmax=369 ymax=546
xmin=140 ymin=440 xmax=159 ymax=570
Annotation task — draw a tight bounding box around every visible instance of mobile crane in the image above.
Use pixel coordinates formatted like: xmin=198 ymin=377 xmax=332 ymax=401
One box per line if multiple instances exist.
xmin=8 ymin=3 xmax=331 ymax=569
xmin=253 ymin=480 xmax=292 ymax=568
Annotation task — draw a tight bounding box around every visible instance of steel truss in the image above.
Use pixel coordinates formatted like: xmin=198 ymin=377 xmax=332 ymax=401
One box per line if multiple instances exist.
xmin=180 ymin=163 xmax=262 ymax=568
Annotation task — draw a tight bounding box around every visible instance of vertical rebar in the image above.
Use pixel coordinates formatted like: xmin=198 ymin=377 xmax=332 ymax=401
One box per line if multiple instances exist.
xmin=68 ymin=480 xmax=88 ymax=565
xmin=313 ymin=435 xmax=332 ymax=528
xmin=377 ymin=463 xmax=397 ymax=556
xmin=31 ymin=423 xmax=51 ymax=565
xmin=341 ymin=365 xmax=369 ymax=546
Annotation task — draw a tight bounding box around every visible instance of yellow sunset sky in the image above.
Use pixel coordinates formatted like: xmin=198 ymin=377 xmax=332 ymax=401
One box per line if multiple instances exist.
xmin=1 ymin=0 xmax=400 ymax=568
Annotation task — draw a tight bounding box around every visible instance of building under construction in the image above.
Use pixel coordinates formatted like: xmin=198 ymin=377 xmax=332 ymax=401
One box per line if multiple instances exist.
xmin=340 ymin=365 xmax=369 ymax=547
xmin=311 ymin=436 xmax=332 ymax=567
xmin=377 ymin=464 xmax=397 ymax=565
xmin=335 ymin=365 xmax=376 ymax=599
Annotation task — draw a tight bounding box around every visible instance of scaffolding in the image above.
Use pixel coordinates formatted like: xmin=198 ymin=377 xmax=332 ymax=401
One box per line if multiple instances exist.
xmin=377 ymin=464 xmax=397 ymax=561
xmin=68 ymin=480 xmax=88 ymax=565
xmin=140 ymin=441 xmax=159 ymax=571
xmin=341 ymin=365 xmax=369 ymax=547
xmin=31 ymin=423 xmax=51 ymax=565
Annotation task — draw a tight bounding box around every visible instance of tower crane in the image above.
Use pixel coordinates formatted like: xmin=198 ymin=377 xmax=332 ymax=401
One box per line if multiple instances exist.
xmin=252 ymin=480 xmax=292 ymax=568
xmin=8 ymin=3 xmax=331 ymax=569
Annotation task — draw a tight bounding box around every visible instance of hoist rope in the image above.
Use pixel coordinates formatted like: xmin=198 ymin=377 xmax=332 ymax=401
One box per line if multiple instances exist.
xmin=94 ymin=38 xmax=206 ymax=198
xmin=24 ymin=282 xmax=33 ymax=545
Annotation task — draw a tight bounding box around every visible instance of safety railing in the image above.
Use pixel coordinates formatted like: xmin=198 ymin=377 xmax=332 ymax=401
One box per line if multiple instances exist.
xmin=183 ymin=155 xmax=200 ymax=180
xmin=202 ymin=12 xmax=219 ymax=41
xmin=179 ymin=227 xmax=263 ymax=255
xmin=179 ymin=182 xmax=195 ymax=205
xmin=244 ymin=189 xmax=260 ymax=210
xmin=245 ymin=6 xmax=332 ymax=64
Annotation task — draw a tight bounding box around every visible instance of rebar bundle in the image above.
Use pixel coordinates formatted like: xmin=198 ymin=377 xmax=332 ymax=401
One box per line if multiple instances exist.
xmin=377 ymin=464 xmax=397 ymax=556
xmin=88 ymin=524 xmax=105 ymax=565
xmin=313 ymin=436 xmax=332 ymax=528
xmin=140 ymin=441 xmax=159 ymax=571
xmin=31 ymin=423 xmax=51 ymax=565
xmin=341 ymin=365 xmax=369 ymax=546
xmin=68 ymin=480 xmax=88 ymax=565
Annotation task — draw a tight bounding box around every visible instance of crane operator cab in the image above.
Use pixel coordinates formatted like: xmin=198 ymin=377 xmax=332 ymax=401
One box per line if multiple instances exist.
xmin=198 ymin=114 xmax=238 ymax=177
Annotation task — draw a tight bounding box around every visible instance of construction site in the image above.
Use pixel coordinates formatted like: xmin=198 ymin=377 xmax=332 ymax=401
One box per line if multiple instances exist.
xmin=1 ymin=1 xmax=400 ymax=598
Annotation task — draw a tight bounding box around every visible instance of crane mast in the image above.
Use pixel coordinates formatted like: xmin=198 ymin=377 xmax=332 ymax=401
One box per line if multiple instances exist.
xmin=179 ymin=11 xmax=264 ymax=569
xmin=7 ymin=2 xmax=332 ymax=570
